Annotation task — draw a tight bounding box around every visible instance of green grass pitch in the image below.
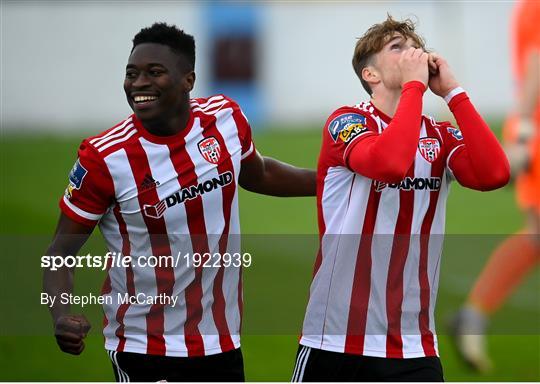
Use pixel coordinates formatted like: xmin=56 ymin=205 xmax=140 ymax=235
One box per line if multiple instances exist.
xmin=0 ymin=126 xmax=538 ymax=381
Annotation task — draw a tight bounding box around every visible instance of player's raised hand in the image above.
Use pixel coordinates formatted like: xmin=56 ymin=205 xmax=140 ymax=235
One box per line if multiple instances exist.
xmin=428 ymin=53 xmax=460 ymax=97
xmin=399 ymin=47 xmax=429 ymax=87
xmin=54 ymin=314 xmax=91 ymax=355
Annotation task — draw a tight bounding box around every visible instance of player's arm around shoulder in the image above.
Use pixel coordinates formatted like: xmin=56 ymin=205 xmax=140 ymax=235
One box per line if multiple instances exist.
xmin=239 ymin=150 xmax=316 ymax=197
xmin=239 ymin=106 xmax=378 ymax=197
xmin=234 ymin=98 xmax=316 ymax=197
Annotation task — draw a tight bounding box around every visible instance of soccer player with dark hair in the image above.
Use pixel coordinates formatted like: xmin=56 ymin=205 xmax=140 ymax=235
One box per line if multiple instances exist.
xmin=43 ymin=22 xmax=315 ymax=382
xmin=292 ymin=16 xmax=510 ymax=381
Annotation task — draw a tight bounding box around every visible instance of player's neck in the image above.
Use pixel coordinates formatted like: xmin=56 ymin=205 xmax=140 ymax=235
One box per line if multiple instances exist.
xmin=140 ymin=110 xmax=191 ymax=137
xmin=370 ymin=88 xmax=401 ymax=119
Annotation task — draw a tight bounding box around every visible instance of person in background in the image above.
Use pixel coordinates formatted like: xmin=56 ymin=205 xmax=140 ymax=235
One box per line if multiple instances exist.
xmin=451 ymin=0 xmax=539 ymax=373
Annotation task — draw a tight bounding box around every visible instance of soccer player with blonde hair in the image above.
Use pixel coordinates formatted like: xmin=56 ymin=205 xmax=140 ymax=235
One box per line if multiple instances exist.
xmin=292 ymin=15 xmax=509 ymax=381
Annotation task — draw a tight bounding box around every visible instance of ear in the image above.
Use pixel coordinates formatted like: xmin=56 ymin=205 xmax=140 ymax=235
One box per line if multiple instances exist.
xmin=361 ymin=65 xmax=380 ymax=87
xmin=183 ymin=71 xmax=196 ymax=92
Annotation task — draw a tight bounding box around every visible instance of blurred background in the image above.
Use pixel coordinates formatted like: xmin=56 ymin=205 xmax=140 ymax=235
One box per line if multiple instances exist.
xmin=3 ymin=1 xmax=514 ymax=131
xmin=1 ymin=0 xmax=538 ymax=382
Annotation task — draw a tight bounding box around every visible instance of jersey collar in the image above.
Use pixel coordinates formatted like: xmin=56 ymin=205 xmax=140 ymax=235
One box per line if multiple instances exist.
xmin=131 ymin=110 xmax=194 ymax=144
xmin=369 ymin=101 xmax=393 ymax=125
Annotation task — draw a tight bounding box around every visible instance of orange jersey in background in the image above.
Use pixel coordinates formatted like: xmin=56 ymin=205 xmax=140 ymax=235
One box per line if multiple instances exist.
xmin=505 ymin=0 xmax=540 ymax=212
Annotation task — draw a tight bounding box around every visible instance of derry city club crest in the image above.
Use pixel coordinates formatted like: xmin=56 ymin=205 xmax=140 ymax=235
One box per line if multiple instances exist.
xmin=418 ymin=137 xmax=441 ymax=163
xmin=198 ymin=136 xmax=221 ymax=164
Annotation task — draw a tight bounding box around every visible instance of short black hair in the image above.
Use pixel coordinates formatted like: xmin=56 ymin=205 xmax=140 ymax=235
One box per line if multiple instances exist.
xmin=132 ymin=22 xmax=195 ymax=71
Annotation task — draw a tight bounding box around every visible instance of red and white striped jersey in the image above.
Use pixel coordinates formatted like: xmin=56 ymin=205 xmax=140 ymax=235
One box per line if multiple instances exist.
xmin=300 ymin=101 xmax=464 ymax=358
xmin=59 ymin=95 xmax=255 ymax=357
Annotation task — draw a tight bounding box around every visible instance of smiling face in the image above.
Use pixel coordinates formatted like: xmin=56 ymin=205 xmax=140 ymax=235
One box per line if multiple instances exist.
xmin=124 ymin=43 xmax=195 ymax=123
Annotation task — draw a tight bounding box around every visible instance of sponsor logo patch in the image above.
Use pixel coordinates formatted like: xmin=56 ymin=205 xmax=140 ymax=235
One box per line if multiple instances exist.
xmin=418 ymin=137 xmax=441 ymax=163
xmin=328 ymin=113 xmax=369 ymax=143
xmin=143 ymin=171 xmax=233 ymax=219
xmin=65 ymin=159 xmax=87 ymax=199
xmin=198 ymin=136 xmax=221 ymax=164
xmin=144 ymin=200 xmax=167 ymax=219
xmin=447 ymin=126 xmax=463 ymax=140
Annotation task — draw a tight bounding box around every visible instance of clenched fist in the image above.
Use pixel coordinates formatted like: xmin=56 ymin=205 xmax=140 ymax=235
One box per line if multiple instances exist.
xmin=54 ymin=314 xmax=91 ymax=355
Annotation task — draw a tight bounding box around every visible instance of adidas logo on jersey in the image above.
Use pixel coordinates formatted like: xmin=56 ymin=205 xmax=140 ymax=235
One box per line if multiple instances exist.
xmin=140 ymin=173 xmax=160 ymax=191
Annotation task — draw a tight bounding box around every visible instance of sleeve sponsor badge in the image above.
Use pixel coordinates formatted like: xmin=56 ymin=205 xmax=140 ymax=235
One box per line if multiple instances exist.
xmin=65 ymin=159 xmax=87 ymax=199
xmin=328 ymin=113 xmax=369 ymax=144
xmin=447 ymin=126 xmax=463 ymax=140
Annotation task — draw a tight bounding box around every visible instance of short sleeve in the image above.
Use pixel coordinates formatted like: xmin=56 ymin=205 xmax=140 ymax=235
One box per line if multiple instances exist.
xmin=320 ymin=107 xmax=379 ymax=168
xmin=222 ymin=96 xmax=256 ymax=162
xmin=238 ymin=111 xmax=256 ymax=162
xmin=59 ymin=139 xmax=115 ymax=226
